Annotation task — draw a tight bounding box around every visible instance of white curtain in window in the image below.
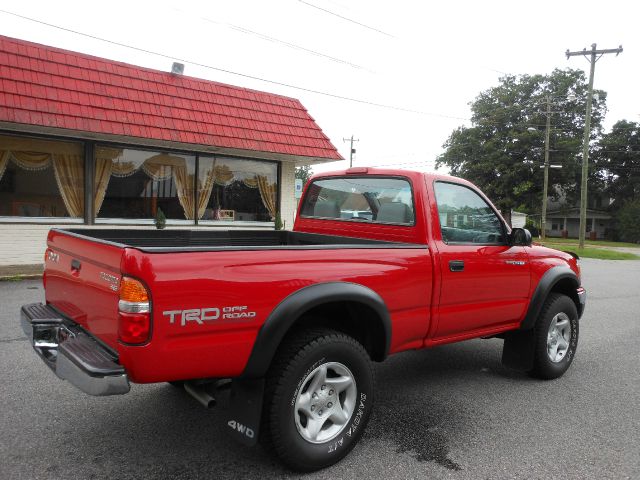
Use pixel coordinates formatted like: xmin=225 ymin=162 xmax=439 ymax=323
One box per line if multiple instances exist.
xmin=257 ymin=175 xmax=277 ymax=219
xmin=93 ymin=147 xmax=122 ymax=216
xmin=142 ymin=154 xmax=183 ymax=181
xmin=0 ymin=150 xmax=9 ymax=181
xmin=144 ymin=154 xmax=192 ymax=219
xmin=1 ymin=150 xmax=84 ymax=218
xmin=196 ymin=160 xmax=218 ymax=219
xmin=213 ymin=164 xmax=235 ymax=186
xmin=52 ymin=154 xmax=85 ymax=218
xmin=0 ymin=137 xmax=85 ymax=217
xmin=10 ymin=151 xmax=52 ymax=170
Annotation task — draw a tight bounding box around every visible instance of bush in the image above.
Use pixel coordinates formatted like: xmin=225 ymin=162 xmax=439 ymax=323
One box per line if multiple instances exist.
xmin=616 ymin=199 xmax=640 ymax=243
xmin=274 ymin=212 xmax=283 ymax=231
xmin=524 ymin=221 xmax=539 ymax=237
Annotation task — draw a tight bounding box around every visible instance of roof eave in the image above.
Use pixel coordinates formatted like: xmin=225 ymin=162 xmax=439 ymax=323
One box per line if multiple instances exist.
xmin=0 ymin=122 xmax=343 ymax=165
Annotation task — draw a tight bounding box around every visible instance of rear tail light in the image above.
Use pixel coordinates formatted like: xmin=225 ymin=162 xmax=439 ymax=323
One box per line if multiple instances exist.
xmin=118 ymin=276 xmax=151 ymax=344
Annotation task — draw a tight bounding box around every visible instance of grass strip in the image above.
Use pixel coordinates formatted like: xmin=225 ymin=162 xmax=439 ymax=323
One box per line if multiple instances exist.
xmin=540 ymin=243 xmax=639 ymax=260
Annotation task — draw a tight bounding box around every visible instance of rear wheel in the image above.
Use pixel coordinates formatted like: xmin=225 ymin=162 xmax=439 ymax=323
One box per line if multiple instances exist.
xmin=529 ymin=293 xmax=579 ymax=379
xmin=263 ymin=329 xmax=374 ymax=471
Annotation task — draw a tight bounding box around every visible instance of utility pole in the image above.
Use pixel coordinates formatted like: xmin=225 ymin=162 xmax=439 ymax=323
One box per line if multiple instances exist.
xmin=566 ymin=43 xmax=622 ymax=248
xmin=540 ymin=95 xmax=552 ymax=241
xmin=343 ymin=135 xmax=359 ymax=168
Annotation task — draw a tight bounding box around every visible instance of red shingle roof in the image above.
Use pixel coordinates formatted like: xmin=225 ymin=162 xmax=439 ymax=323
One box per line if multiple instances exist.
xmin=0 ymin=35 xmax=342 ymax=160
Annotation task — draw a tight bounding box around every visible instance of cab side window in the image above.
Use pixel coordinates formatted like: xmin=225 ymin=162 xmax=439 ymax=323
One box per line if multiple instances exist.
xmin=434 ymin=182 xmax=505 ymax=244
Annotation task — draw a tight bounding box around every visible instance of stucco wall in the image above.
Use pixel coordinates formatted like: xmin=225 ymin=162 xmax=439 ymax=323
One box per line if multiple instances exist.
xmin=280 ymin=161 xmax=296 ymax=230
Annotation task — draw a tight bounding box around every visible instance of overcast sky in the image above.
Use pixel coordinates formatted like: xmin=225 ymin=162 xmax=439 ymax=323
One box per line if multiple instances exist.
xmin=1 ymin=0 xmax=637 ymax=174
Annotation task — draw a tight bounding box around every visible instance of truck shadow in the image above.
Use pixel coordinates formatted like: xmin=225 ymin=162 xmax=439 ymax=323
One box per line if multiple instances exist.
xmin=364 ymin=338 xmax=522 ymax=472
xmin=69 ymin=339 xmax=527 ymax=479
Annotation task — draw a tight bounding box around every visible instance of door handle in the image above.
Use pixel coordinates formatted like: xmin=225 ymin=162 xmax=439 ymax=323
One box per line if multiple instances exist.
xmin=449 ymin=260 xmax=464 ymax=272
xmin=71 ymin=259 xmax=81 ymax=271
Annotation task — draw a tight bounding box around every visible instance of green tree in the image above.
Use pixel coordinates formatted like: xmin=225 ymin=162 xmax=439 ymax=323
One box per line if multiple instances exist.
xmin=295 ymin=165 xmax=313 ymax=186
xmin=436 ymin=69 xmax=607 ymax=220
xmin=596 ymin=120 xmax=640 ymax=208
xmin=615 ymin=199 xmax=640 ymax=242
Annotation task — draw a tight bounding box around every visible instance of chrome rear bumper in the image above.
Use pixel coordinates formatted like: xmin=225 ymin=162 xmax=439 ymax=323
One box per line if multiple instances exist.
xmin=21 ymin=303 xmax=130 ymax=396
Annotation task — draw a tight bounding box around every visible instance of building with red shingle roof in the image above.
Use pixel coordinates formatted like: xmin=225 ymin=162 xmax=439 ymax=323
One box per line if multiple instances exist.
xmin=0 ymin=35 xmax=341 ymax=266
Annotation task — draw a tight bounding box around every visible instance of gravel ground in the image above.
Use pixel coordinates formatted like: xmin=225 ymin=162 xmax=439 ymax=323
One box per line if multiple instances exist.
xmin=1 ymin=258 xmax=638 ymax=479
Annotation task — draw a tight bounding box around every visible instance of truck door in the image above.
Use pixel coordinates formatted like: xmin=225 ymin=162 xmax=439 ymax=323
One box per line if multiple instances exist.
xmin=431 ymin=181 xmax=530 ymax=339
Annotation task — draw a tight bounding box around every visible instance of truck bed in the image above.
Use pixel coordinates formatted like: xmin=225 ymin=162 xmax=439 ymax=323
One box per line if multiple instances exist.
xmin=59 ymin=228 xmax=422 ymax=252
xmin=44 ymin=227 xmax=432 ymax=383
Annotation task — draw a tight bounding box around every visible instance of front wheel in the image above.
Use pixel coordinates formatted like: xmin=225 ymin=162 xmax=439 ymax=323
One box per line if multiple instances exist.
xmin=263 ymin=329 xmax=374 ymax=472
xmin=528 ymin=293 xmax=579 ymax=379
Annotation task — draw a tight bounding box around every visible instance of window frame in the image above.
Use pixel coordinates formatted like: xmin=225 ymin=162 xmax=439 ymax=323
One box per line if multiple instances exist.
xmin=300 ymin=175 xmax=417 ymax=227
xmin=93 ymin=145 xmax=280 ymax=226
xmin=0 ymin=130 xmax=281 ymax=226
xmin=0 ymin=131 xmax=86 ymax=223
xmin=195 ymin=153 xmax=280 ymax=225
xmin=93 ymin=145 xmax=198 ymax=223
xmin=433 ymin=180 xmax=509 ymax=246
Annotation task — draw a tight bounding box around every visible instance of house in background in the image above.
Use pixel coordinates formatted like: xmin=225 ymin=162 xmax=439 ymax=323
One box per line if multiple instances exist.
xmin=0 ymin=35 xmax=342 ymax=266
xmin=545 ymin=207 xmax=612 ymax=239
xmin=544 ymin=188 xmax=612 ymax=239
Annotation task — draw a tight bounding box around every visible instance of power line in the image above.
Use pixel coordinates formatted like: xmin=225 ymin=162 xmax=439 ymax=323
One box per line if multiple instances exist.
xmin=172 ymin=8 xmax=371 ymax=72
xmin=375 ymin=159 xmax=436 ymax=167
xmin=2 ymin=9 xmax=635 ymax=136
xmin=567 ymin=43 xmax=623 ymax=248
xmin=0 ymin=8 xmax=467 ymax=121
xmin=297 ymin=0 xmax=396 ymax=38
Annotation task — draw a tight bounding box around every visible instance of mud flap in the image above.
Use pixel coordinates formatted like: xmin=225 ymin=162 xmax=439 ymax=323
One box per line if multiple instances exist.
xmin=502 ymin=330 xmax=535 ymax=371
xmin=226 ymin=378 xmax=265 ymax=447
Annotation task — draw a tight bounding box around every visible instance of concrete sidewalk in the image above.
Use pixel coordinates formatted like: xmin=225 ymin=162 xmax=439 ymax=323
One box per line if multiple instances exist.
xmin=0 ymin=264 xmax=43 ymax=280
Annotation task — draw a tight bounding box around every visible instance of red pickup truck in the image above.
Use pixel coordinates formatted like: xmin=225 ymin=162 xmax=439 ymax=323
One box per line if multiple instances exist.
xmin=21 ymin=168 xmax=585 ymax=471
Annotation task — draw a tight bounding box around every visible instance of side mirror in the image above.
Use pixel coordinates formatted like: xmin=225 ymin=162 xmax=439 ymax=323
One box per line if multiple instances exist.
xmin=510 ymin=228 xmax=532 ymax=246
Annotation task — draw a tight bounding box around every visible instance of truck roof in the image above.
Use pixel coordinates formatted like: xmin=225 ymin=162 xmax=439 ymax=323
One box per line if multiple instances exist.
xmin=310 ymin=167 xmax=477 ymax=189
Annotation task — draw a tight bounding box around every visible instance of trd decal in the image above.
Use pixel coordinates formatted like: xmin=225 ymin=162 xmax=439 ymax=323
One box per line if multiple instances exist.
xmin=163 ymin=306 xmax=256 ymax=326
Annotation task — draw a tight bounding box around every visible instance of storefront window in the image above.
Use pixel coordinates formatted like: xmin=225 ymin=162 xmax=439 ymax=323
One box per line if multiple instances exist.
xmin=0 ymin=134 xmax=84 ymax=218
xmin=198 ymin=156 xmax=278 ymax=222
xmin=95 ymin=147 xmax=196 ymax=221
xmin=0 ymin=138 xmax=280 ymax=224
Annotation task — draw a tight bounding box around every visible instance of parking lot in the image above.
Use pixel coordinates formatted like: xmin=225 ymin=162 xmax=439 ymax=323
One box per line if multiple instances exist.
xmin=1 ymin=258 xmax=639 ymax=479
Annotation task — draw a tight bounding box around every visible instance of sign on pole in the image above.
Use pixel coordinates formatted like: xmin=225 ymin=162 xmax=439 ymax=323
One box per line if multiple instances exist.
xmin=294 ymin=178 xmax=303 ymax=199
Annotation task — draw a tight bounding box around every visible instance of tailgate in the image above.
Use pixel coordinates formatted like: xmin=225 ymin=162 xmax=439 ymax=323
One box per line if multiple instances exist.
xmin=44 ymin=229 xmax=125 ymax=350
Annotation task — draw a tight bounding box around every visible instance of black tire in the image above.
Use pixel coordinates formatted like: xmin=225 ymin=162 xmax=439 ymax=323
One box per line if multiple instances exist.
xmin=262 ymin=329 xmax=374 ymax=472
xmin=528 ymin=293 xmax=579 ymax=379
xmin=168 ymin=381 xmax=184 ymax=388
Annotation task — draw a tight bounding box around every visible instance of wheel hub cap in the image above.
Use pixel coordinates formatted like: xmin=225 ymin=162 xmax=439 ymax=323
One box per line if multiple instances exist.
xmin=294 ymin=361 xmax=357 ymax=444
xmin=546 ymin=312 xmax=571 ymax=363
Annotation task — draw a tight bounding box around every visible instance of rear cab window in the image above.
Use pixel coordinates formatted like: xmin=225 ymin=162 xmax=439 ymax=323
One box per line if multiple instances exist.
xmin=300 ymin=177 xmax=415 ymax=225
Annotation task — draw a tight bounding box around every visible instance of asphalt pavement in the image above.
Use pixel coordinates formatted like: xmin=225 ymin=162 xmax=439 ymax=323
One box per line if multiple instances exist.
xmin=1 ymin=259 xmax=639 ymax=479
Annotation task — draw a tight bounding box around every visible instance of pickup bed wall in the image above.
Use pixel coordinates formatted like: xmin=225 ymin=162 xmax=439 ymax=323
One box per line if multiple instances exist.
xmin=61 ymin=228 xmax=421 ymax=251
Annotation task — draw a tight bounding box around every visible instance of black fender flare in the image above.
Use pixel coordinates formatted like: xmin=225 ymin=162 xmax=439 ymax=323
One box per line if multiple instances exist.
xmin=241 ymin=281 xmax=391 ymax=379
xmin=519 ymin=265 xmax=580 ymax=330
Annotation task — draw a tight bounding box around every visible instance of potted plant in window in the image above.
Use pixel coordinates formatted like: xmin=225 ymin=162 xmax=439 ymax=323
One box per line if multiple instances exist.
xmin=274 ymin=212 xmax=283 ymax=231
xmin=155 ymin=208 xmax=166 ymax=230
